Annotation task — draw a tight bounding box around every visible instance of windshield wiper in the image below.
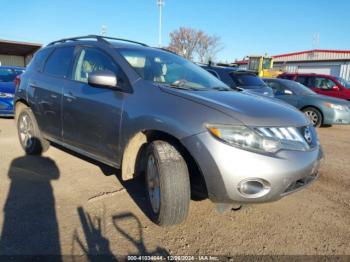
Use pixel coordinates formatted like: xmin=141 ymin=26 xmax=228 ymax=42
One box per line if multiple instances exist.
xmin=211 ymin=86 xmax=231 ymax=91
xmin=232 ymin=86 xmax=244 ymax=92
xmin=168 ymin=80 xmax=198 ymax=90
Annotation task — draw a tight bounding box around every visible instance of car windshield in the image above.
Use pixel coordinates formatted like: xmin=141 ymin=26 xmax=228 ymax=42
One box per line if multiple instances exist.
xmin=335 ymin=77 xmax=350 ymax=89
xmin=0 ymin=68 xmax=23 ymax=82
xmin=283 ymin=80 xmax=316 ymax=95
xmin=229 ymin=73 xmax=266 ymax=89
xmin=118 ymin=48 xmax=229 ymax=90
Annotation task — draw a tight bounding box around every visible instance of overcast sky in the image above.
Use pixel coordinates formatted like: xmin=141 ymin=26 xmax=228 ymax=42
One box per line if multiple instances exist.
xmin=2 ymin=0 xmax=349 ymax=62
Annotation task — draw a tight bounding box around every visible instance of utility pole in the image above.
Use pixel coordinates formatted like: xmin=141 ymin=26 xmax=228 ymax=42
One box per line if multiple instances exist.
xmin=101 ymin=25 xmax=107 ymax=36
xmin=157 ymin=0 xmax=164 ymax=47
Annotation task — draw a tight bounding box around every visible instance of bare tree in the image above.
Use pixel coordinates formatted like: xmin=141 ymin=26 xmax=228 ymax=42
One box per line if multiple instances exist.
xmin=167 ymin=27 xmax=223 ymax=62
xmin=168 ymin=27 xmax=199 ymax=60
xmin=196 ymin=33 xmax=223 ymax=63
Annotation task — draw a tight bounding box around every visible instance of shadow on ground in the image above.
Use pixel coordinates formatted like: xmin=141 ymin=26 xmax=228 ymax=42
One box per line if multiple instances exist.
xmin=0 ymin=148 xmax=169 ymax=258
xmin=72 ymin=208 xmax=169 ymax=260
xmin=0 ymin=156 xmax=61 ymax=257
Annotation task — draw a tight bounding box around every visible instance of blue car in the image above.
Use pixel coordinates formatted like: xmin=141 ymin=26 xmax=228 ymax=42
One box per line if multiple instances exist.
xmin=0 ymin=66 xmax=25 ymax=117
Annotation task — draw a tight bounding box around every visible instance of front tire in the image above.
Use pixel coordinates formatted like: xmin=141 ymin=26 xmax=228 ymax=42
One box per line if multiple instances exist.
xmin=145 ymin=140 xmax=191 ymax=226
xmin=16 ymin=104 xmax=50 ymax=155
xmin=302 ymin=107 xmax=323 ymax=127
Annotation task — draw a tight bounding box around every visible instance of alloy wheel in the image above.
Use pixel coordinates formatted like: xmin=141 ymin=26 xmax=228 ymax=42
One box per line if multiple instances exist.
xmin=146 ymin=155 xmax=161 ymax=214
xmin=19 ymin=113 xmax=34 ymax=148
xmin=304 ymin=110 xmax=319 ymax=126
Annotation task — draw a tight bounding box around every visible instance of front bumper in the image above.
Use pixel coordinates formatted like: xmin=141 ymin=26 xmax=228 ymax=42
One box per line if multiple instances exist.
xmin=182 ymin=132 xmax=323 ymax=204
xmin=323 ymin=107 xmax=350 ymax=125
xmin=0 ymin=98 xmax=14 ymax=116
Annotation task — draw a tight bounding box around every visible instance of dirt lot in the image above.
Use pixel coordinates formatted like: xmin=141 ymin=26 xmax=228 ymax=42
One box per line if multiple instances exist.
xmin=0 ymin=118 xmax=349 ymax=258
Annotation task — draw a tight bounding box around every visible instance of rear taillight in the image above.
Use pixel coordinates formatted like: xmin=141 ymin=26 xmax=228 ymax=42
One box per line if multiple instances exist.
xmin=14 ymin=75 xmax=21 ymax=90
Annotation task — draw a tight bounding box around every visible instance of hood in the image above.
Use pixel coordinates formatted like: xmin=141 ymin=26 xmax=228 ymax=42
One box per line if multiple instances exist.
xmin=0 ymin=82 xmax=15 ymax=94
xmin=160 ymin=86 xmax=309 ymax=127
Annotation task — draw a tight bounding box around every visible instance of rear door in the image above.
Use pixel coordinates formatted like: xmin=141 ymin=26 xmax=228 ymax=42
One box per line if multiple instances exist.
xmin=62 ymin=46 xmax=130 ymax=163
xmin=29 ymin=46 xmax=75 ymax=140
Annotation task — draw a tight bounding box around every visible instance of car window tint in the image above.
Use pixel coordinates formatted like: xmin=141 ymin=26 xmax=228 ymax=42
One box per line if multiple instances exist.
xmin=266 ymin=81 xmax=286 ymax=95
xmin=279 ymin=75 xmax=293 ymax=80
xmin=295 ymin=76 xmax=308 ymax=86
xmin=206 ymin=69 xmax=219 ymax=79
xmin=229 ymin=73 xmax=266 ymax=89
xmin=73 ymin=47 xmax=128 ymax=88
xmin=28 ymin=48 xmax=53 ymax=72
xmin=313 ymin=77 xmax=336 ymax=90
xmin=43 ymin=47 xmax=74 ymax=78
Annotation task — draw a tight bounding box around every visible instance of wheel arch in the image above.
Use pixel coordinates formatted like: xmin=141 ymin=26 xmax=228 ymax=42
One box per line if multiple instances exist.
xmin=121 ymin=129 xmax=208 ymax=197
xmin=14 ymin=99 xmax=30 ymax=119
xmin=300 ymin=105 xmax=324 ymax=125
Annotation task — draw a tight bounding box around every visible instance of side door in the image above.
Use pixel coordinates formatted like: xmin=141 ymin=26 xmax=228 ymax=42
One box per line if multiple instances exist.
xmin=62 ymin=46 xmax=130 ymax=163
xmin=29 ymin=46 xmax=75 ymax=140
xmin=310 ymin=76 xmax=340 ymax=98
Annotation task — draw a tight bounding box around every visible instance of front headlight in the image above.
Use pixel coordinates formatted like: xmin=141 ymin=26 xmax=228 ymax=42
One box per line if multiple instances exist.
xmin=324 ymin=102 xmax=345 ymax=111
xmin=207 ymin=124 xmax=314 ymax=154
xmin=0 ymin=92 xmax=14 ymax=98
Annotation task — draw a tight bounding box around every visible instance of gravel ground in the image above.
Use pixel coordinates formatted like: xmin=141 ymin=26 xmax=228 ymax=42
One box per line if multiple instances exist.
xmin=0 ymin=118 xmax=349 ymax=258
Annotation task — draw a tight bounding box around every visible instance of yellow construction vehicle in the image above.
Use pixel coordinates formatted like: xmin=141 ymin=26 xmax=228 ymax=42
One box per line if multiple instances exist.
xmin=247 ymin=55 xmax=283 ymax=78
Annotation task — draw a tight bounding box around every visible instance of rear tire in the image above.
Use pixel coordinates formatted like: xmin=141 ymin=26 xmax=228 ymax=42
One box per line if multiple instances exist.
xmin=145 ymin=140 xmax=190 ymax=226
xmin=302 ymin=107 xmax=323 ymax=128
xmin=16 ymin=104 xmax=50 ymax=155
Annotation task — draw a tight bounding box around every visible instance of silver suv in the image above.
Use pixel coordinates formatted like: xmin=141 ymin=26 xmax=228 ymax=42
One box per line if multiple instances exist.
xmin=15 ymin=35 xmax=323 ymax=226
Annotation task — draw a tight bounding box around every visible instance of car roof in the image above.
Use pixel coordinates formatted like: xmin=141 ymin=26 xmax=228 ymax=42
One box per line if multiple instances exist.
xmin=0 ymin=66 xmax=25 ymax=70
xmin=281 ymin=72 xmax=334 ymax=78
xmin=263 ymin=77 xmax=292 ymax=83
xmin=44 ymin=34 xmax=162 ymax=52
xmin=201 ymin=64 xmax=237 ymax=71
xmin=43 ymin=38 xmax=178 ymax=58
xmin=201 ymin=65 xmax=257 ymax=75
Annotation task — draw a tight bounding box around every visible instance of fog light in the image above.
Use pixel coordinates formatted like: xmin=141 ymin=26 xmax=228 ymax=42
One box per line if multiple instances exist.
xmin=238 ymin=179 xmax=271 ymax=198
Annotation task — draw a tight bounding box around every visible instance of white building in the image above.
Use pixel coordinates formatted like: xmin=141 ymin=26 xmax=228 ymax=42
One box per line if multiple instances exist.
xmin=273 ymin=49 xmax=350 ymax=80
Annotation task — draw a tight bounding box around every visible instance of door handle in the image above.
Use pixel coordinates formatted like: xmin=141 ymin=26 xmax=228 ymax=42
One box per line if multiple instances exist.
xmin=64 ymin=92 xmax=76 ymax=102
xmin=29 ymin=83 xmax=40 ymax=89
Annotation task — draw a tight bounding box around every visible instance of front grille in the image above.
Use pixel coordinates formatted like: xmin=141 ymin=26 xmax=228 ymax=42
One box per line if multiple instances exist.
xmin=255 ymin=126 xmax=318 ymax=148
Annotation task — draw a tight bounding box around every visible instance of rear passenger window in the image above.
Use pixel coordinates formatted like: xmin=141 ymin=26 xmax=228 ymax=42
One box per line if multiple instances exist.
xmin=28 ymin=48 xmax=53 ymax=72
xmin=279 ymin=75 xmax=293 ymax=80
xmin=295 ymin=76 xmax=309 ymax=86
xmin=43 ymin=47 xmax=75 ymax=78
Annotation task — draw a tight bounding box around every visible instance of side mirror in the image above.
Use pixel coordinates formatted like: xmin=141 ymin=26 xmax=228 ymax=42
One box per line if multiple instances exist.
xmin=284 ymin=89 xmax=293 ymax=95
xmin=332 ymin=85 xmax=340 ymax=91
xmin=88 ymin=70 xmax=118 ymax=88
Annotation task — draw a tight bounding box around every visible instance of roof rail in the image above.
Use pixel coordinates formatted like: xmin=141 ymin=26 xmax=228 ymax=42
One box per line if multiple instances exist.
xmin=47 ymin=35 xmax=148 ymax=47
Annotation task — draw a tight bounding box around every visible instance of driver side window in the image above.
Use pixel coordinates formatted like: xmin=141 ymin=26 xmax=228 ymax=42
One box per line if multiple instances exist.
xmin=73 ymin=47 xmax=128 ymax=88
xmin=313 ymin=77 xmax=336 ymax=90
xmin=267 ymin=81 xmax=286 ymax=95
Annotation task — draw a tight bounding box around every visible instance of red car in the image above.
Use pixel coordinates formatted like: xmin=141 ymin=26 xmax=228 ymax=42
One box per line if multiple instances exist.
xmin=278 ymin=73 xmax=350 ymax=101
